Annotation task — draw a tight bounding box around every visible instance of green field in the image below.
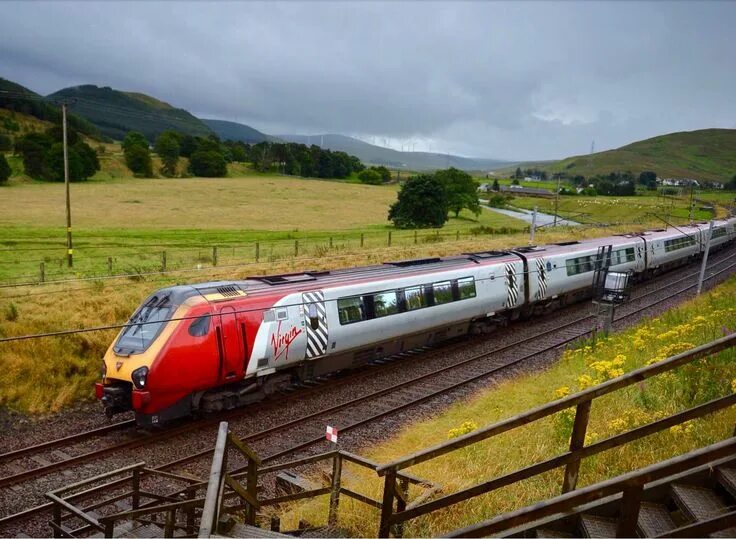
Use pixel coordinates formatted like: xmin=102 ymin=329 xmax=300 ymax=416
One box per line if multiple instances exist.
xmin=0 ymin=174 xmax=527 ymax=283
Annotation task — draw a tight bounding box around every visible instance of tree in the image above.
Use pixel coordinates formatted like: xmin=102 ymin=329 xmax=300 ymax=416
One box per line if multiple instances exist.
xmin=46 ymin=143 xmax=84 ymax=182
xmin=189 ymin=150 xmax=227 ymax=177
xmin=0 ymin=154 xmax=10 ymax=183
xmin=74 ymin=140 xmax=100 ymax=179
xmin=0 ymin=134 xmax=12 ymax=151
xmin=122 ymin=131 xmax=149 ymax=154
xmin=154 ymin=130 xmax=180 ymax=177
xmin=492 ymin=178 xmax=500 ymax=191
xmin=435 ymin=167 xmax=481 ymax=218
xmin=388 ymin=175 xmax=448 ymax=228
xmin=15 ymin=133 xmax=52 ymax=180
xmin=512 ymin=178 xmax=520 ymax=185
xmin=358 ymin=169 xmax=382 ymax=185
xmin=123 ymin=131 xmax=152 ymax=177
xmin=638 ymin=170 xmax=658 ymax=190
xmin=124 ymin=144 xmax=153 ymax=177
xmin=514 ymin=167 xmax=522 ymax=179
xmin=179 ymin=135 xmax=198 ymax=158
xmin=372 ymin=166 xmax=391 ymax=183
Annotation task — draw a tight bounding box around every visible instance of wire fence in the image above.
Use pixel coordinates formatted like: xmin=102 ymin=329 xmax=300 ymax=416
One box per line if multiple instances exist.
xmin=0 ymin=225 xmax=532 ymax=288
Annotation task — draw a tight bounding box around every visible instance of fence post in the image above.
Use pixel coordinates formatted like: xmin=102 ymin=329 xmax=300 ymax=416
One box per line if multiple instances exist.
xmin=388 ymin=231 xmax=392 ymax=246
xmin=255 ymin=242 xmax=260 ymax=262
xmin=52 ymin=502 xmax=61 ymax=538
xmin=414 ymin=230 xmax=417 ymax=244
xmin=616 ymin=484 xmax=643 ymax=537
xmin=379 ymin=468 xmax=397 ymax=538
xmin=295 ymin=240 xmax=299 ymax=257
xmin=360 ymin=233 xmax=364 ymax=248
xmin=165 ymin=508 xmax=175 ymax=538
xmin=270 ymin=516 xmax=280 ymax=532
xmin=107 ymin=256 xmax=113 ymax=274
xmin=562 ymin=400 xmax=592 ymax=493
xmin=330 ymin=237 xmax=333 ymax=249
xmin=212 ymin=246 xmax=218 ymax=266
xmin=132 ymin=468 xmax=140 ymax=509
xmin=40 ymin=262 xmax=45 ymax=283
xmin=246 ymin=456 xmax=258 ymax=526
xmin=328 ymin=452 xmax=343 ymax=526
xmin=395 ymin=477 xmax=409 ymax=538
xmin=161 ymin=251 xmax=167 ymax=272
xmin=456 ymin=230 xmax=460 ymax=241
xmin=185 ymin=488 xmax=196 ymax=536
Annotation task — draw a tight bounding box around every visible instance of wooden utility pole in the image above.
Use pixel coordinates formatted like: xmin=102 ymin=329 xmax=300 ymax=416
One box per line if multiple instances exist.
xmin=553 ymin=174 xmax=561 ymax=227
xmin=62 ymin=102 xmax=73 ymax=267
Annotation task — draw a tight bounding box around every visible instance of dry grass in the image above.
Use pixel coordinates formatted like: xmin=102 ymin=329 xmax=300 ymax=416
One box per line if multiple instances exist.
xmin=279 ymin=277 xmax=736 ymax=536
xmin=0 ymin=225 xmax=647 ymax=414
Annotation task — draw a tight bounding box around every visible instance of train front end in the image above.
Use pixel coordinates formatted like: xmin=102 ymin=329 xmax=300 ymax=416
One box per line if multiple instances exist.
xmin=96 ymin=286 xmax=194 ymax=423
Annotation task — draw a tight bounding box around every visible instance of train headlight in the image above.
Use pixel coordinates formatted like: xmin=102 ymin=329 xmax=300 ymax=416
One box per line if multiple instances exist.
xmin=132 ymin=366 xmax=149 ymax=389
xmin=101 ymin=361 xmax=107 ymax=379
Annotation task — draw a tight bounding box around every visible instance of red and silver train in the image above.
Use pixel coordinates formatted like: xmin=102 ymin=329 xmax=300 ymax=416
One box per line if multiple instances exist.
xmin=97 ymin=218 xmax=736 ymax=425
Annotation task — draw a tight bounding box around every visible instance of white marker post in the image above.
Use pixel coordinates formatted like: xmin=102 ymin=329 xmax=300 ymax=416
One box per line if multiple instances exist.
xmin=529 ymin=206 xmax=538 ymax=245
xmin=326 ymin=425 xmax=339 ymax=444
xmin=696 ymin=220 xmax=714 ymax=296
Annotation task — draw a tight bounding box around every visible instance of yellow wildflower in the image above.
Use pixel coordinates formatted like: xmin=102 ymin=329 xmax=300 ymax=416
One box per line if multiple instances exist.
xmin=731 ymin=379 xmax=736 ymax=393
xmin=577 ymin=374 xmax=597 ymax=390
xmin=447 ymin=420 xmax=479 ymax=439
xmin=554 ymin=386 xmax=570 ymax=399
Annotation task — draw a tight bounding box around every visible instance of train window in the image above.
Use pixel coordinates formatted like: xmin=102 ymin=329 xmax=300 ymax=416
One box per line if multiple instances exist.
xmin=612 ymin=247 xmax=635 ymax=266
xmin=114 ymin=294 xmax=174 ymax=354
xmin=712 ymin=227 xmax=727 ymax=239
xmin=404 ymin=286 xmax=427 ymax=310
xmin=338 ymin=296 xmax=366 ymax=325
xmin=457 ymin=277 xmax=476 ymax=300
xmin=433 ymin=281 xmax=453 ymax=305
xmin=566 ymin=255 xmax=596 ymax=276
xmin=664 ymin=236 xmax=696 ymax=252
xmin=373 ymin=291 xmax=399 ymax=318
xmin=188 ymin=315 xmax=211 ymax=337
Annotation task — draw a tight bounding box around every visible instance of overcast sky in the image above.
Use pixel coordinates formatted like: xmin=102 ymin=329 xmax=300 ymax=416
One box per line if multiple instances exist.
xmin=2 ymin=1 xmax=735 ymax=160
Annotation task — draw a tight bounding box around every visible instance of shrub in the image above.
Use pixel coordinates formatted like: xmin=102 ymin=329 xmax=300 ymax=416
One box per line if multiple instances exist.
xmin=358 ymin=169 xmax=382 ymax=185
xmin=0 ymin=153 xmax=10 ymax=183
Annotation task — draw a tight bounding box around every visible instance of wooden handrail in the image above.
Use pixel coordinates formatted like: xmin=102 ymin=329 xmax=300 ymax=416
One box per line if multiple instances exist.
xmin=377 ymin=332 xmax=735 ymax=475
xmin=444 ymin=436 xmax=736 ymax=537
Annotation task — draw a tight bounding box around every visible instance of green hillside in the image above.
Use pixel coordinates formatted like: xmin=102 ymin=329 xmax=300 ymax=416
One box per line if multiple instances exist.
xmin=0 ymin=77 xmax=102 ymax=140
xmin=498 ymin=129 xmax=736 ymax=181
xmin=202 ymin=118 xmax=276 ymax=143
xmin=47 ymin=85 xmax=213 ymax=142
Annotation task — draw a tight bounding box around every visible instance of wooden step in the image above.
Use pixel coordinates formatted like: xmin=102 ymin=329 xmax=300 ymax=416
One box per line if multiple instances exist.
xmin=671 ymin=483 xmax=736 ymax=538
xmin=637 ymin=502 xmax=677 ymax=537
xmin=535 ymin=528 xmax=573 ymax=537
xmin=579 ymin=515 xmax=617 ymax=538
xmin=224 ymin=523 xmax=290 ymax=537
xmin=717 ymin=467 xmax=736 ymax=499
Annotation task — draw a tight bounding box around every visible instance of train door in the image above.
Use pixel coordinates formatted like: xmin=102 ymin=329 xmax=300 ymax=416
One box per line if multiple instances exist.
xmin=302 ymin=290 xmax=329 ymax=359
xmin=218 ymin=306 xmax=243 ymax=381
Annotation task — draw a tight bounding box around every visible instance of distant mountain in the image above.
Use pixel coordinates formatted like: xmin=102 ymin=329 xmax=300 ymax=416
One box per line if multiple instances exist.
xmin=494 ymin=129 xmax=736 ymax=181
xmin=0 ymin=77 xmax=102 ymax=139
xmin=46 ymin=85 xmax=213 ymax=142
xmin=278 ymin=134 xmax=514 ymax=171
xmin=202 ymin=119 xmax=277 ymax=144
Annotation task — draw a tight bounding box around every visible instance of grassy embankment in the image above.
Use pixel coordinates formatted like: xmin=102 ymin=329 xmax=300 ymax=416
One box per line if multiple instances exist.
xmin=280 ymin=277 xmax=736 ymax=536
xmin=492 ymin=128 xmax=736 ymax=181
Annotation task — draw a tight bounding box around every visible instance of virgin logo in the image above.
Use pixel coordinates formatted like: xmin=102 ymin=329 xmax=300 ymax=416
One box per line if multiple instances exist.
xmin=271 ymin=320 xmax=303 ymax=361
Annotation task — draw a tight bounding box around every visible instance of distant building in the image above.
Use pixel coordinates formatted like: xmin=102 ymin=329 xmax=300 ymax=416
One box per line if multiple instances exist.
xmin=659 ymin=178 xmax=701 ymax=187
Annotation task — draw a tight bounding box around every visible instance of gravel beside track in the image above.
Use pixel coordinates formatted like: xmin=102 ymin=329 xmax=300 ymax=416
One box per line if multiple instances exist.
xmin=1 ymin=246 xmax=735 ymax=536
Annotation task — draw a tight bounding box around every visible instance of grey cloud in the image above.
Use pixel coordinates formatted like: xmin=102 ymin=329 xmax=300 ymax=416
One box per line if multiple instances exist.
xmin=1 ymin=1 xmax=734 ymax=160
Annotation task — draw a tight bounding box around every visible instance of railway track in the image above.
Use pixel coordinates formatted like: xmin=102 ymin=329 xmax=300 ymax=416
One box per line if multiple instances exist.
xmin=2 ymin=246 xmax=735 ymax=533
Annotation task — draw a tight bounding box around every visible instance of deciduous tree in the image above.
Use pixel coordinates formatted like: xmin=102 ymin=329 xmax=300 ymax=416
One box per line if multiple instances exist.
xmin=154 ymin=130 xmax=180 ymax=177
xmin=0 ymin=154 xmax=10 ymax=183
xmin=388 ymin=175 xmax=448 ymax=228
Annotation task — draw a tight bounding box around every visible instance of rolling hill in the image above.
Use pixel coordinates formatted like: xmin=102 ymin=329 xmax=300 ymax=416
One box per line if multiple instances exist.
xmin=495 ymin=129 xmax=736 ymax=181
xmin=278 ymin=133 xmax=514 ymax=171
xmin=47 ymin=85 xmax=213 ymax=142
xmin=202 ymin=119 xmax=276 ymax=143
xmin=0 ymin=77 xmax=102 ymax=139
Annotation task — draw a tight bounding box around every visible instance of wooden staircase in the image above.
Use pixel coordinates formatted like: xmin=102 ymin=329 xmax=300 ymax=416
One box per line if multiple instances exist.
xmin=518 ymin=457 xmax=736 ymax=538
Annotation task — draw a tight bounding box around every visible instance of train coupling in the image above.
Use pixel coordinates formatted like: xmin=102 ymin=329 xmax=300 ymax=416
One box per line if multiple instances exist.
xmin=97 ymin=382 xmax=133 ymax=418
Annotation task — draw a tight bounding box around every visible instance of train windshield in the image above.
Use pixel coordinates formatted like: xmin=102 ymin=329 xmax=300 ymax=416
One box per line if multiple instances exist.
xmin=114 ymin=294 xmax=175 ymax=355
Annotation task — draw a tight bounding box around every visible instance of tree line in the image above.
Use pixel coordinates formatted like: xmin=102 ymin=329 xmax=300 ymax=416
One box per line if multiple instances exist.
xmin=122 ymin=131 xmax=367 ymax=180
